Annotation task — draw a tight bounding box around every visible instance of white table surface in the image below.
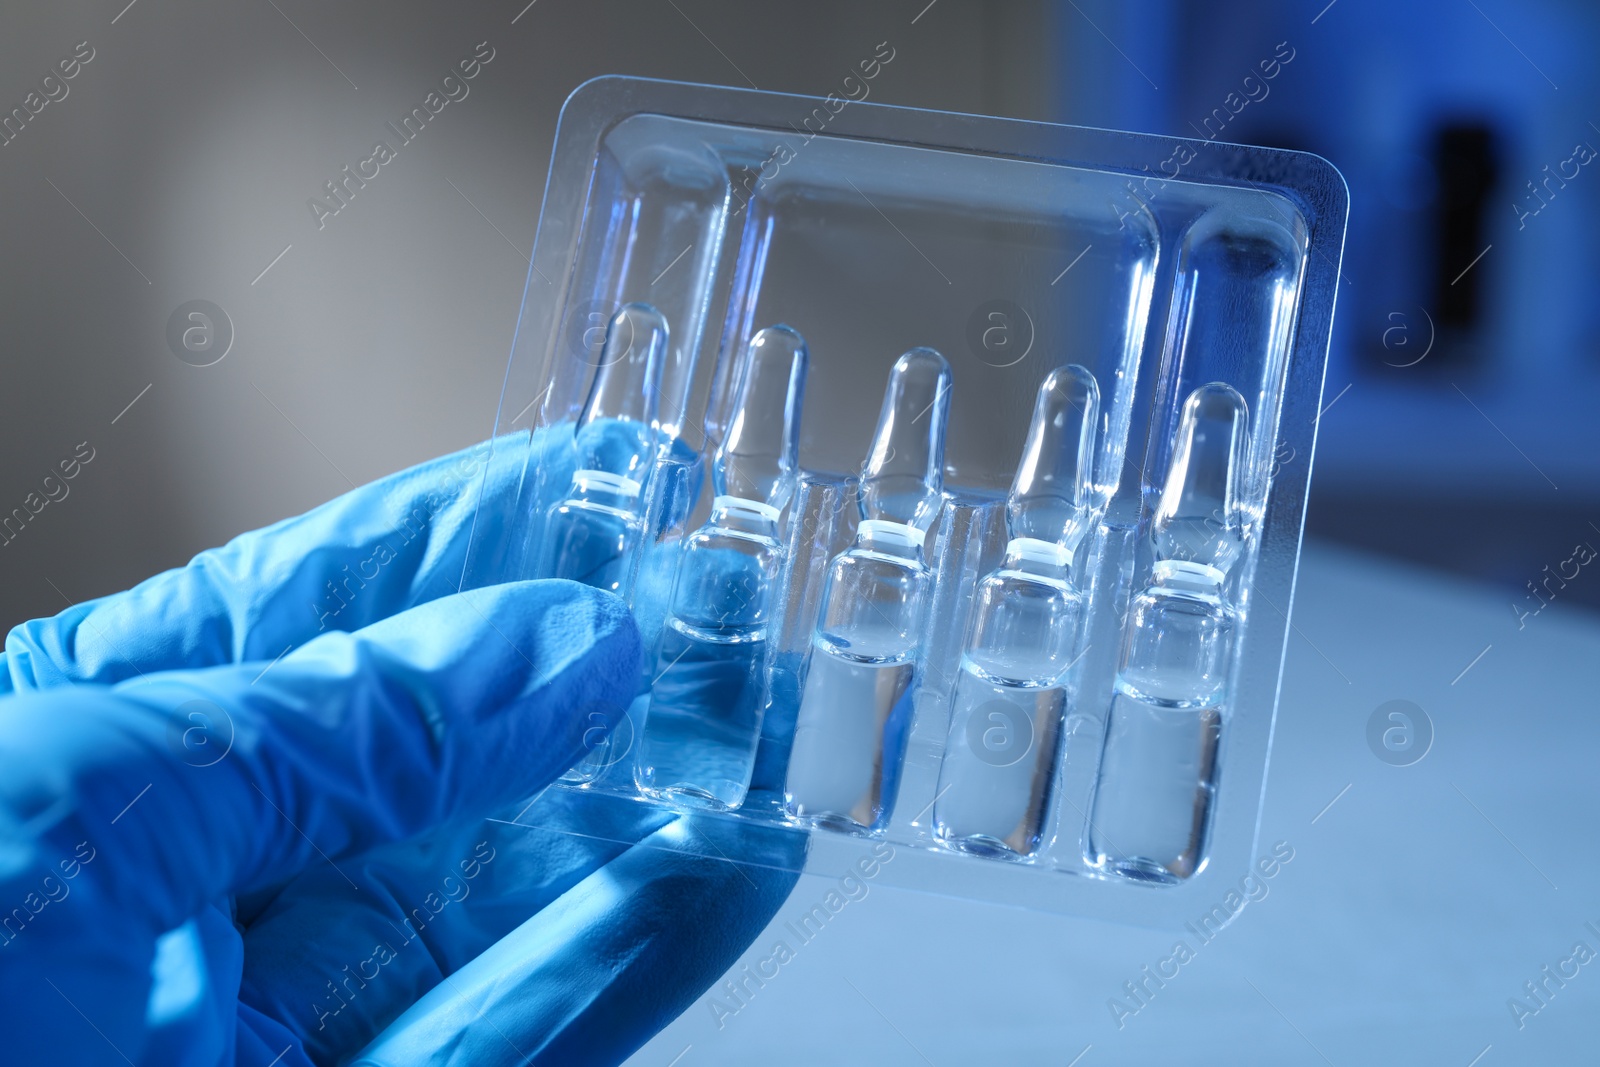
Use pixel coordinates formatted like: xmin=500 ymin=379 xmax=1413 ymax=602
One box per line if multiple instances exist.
xmin=625 ymin=539 xmax=1600 ymax=1065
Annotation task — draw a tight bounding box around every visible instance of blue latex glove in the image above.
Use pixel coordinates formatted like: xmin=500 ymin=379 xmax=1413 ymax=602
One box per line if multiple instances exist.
xmin=0 ymin=429 xmax=802 ymax=1066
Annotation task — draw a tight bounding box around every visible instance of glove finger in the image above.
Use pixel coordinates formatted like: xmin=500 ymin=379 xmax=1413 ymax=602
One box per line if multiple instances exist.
xmin=348 ymin=807 xmax=803 ymax=1067
xmin=0 ymin=429 xmax=577 ymax=691
xmin=234 ymin=790 xmax=674 ymax=1062
xmin=0 ymin=579 xmax=637 ymax=1062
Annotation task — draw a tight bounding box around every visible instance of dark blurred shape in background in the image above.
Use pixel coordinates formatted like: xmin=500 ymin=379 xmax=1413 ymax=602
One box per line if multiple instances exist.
xmin=0 ymin=0 xmax=1594 ymax=630
xmin=1065 ymin=0 xmax=1600 ymax=611
xmin=1431 ymin=122 xmax=1498 ymax=354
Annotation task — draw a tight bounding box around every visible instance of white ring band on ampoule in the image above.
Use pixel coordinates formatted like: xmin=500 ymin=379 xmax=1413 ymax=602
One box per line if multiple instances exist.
xmin=858 ymin=519 xmax=924 ymax=548
xmin=714 ymin=495 xmax=781 ymax=523
xmin=1152 ymin=558 xmax=1226 ymax=586
xmin=1006 ymin=536 xmax=1072 ymax=568
xmin=573 ymin=469 xmax=643 ymax=497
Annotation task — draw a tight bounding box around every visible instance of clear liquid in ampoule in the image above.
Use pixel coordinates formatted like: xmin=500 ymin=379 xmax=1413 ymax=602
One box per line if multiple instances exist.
xmin=1090 ymin=670 xmax=1222 ymax=882
xmin=782 ymin=516 xmax=933 ymax=831
xmin=1087 ymin=382 xmax=1248 ymax=880
xmin=936 ymin=661 xmax=1066 ymax=858
xmin=783 ymin=347 xmax=951 ymax=834
xmin=635 ymin=325 xmax=807 ymax=809
xmin=639 ymin=622 xmax=769 ymax=807
xmin=783 ymin=626 xmax=917 ymax=833
xmin=933 ymin=366 xmax=1101 ymax=859
xmin=932 ymin=540 xmax=1084 ymax=858
xmin=635 ymin=501 xmax=781 ymax=808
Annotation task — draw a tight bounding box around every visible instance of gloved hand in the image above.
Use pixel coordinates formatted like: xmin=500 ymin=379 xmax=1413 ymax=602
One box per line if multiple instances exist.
xmin=0 ymin=428 xmax=802 ymax=1066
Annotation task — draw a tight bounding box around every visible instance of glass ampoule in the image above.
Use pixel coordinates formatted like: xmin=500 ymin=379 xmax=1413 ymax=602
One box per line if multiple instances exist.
xmin=784 ymin=347 xmax=952 ymax=834
xmin=933 ymin=365 xmax=1101 ymax=859
xmin=635 ymin=325 xmax=809 ymax=809
xmin=543 ymin=303 xmax=670 ymax=595
xmin=1088 ymin=383 xmax=1249 ymax=882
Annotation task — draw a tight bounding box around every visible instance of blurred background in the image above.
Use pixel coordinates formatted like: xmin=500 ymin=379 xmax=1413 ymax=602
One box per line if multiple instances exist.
xmin=0 ymin=0 xmax=1593 ymax=626
xmin=1 ymin=1 xmax=1596 ymax=1063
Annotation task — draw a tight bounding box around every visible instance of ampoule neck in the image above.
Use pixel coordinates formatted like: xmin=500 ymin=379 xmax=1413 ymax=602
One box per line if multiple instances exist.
xmin=852 ymin=518 xmax=926 ymax=563
xmin=706 ymin=495 xmax=782 ymax=539
xmin=999 ymin=536 xmax=1075 ymax=585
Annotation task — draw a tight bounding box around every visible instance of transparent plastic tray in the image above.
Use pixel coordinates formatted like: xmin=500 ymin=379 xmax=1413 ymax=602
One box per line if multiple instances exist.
xmin=462 ymin=75 xmax=1347 ymax=927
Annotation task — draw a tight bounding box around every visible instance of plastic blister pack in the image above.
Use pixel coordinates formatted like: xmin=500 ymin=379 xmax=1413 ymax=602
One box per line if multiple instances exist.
xmin=463 ymin=75 xmax=1347 ymax=926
